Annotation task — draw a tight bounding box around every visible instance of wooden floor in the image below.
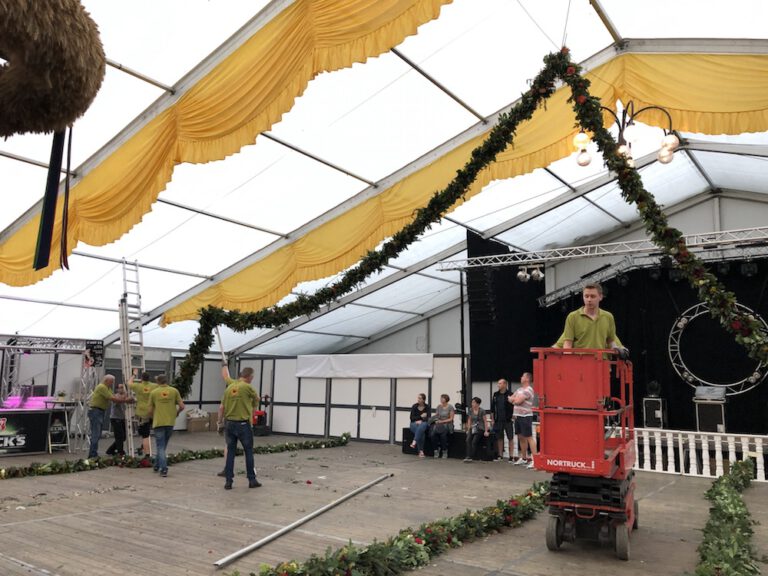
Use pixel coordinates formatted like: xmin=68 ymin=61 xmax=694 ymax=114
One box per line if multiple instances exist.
xmin=1 ymin=432 xmax=766 ymax=576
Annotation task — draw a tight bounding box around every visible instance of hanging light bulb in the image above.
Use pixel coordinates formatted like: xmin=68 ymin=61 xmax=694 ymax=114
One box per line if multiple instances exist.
xmin=572 ymin=132 xmax=590 ymax=150
xmin=657 ymin=147 xmax=674 ymax=164
xmin=576 ymin=149 xmax=592 ymax=167
xmin=517 ymin=269 xmax=530 ymax=282
xmin=617 ymin=144 xmax=631 ymax=157
xmin=661 ymin=133 xmax=680 ymax=151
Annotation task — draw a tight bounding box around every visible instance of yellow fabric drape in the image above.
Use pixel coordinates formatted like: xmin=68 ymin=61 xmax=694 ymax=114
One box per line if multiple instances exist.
xmin=0 ymin=0 xmax=452 ymax=286
xmin=160 ymin=52 xmax=768 ymax=325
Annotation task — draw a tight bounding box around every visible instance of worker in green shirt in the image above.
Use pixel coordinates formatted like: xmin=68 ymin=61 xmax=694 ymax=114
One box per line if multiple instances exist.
xmin=147 ymin=375 xmax=184 ymax=477
xmin=128 ymin=370 xmax=158 ymax=457
xmin=556 ymin=282 xmax=628 ymax=358
xmin=88 ymin=374 xmax=133 ymax=458
xmin=218 ymin=364 xmax=260 ymax=490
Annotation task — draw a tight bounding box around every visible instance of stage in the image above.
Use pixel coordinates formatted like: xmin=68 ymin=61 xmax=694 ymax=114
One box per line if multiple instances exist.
xmin=1 ymin=433 xmax=765 ymax=576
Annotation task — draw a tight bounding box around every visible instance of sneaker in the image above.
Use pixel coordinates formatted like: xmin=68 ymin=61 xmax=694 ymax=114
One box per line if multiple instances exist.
xmin=494 ymin=457 xmax=503 ymax=462
xmin=418 ymin=451 xmax=425 ymax=458
xmin=463 ymin=457 xmax=472 ymax=463
xmin=248 ymin=479 xmax=262 ymax=488
xmin=410 ymin=441 xmax=417 ymax=449
xmin=512 ymin=458 xmax=526 ymax=466
xmin=526 ymin=461 xmax=535 ymax=470
xmin=224 ymin=482 xmax=232 ymax=490
xmin=216 ymin=469 xmax=226 ymax=477
xmin=153 ymin=467 xmax=159 ymax=472
xmin=441 ymin=453 xmax=449 ymax=460
xmin=160 ymin=470 xmax=168 ymax=477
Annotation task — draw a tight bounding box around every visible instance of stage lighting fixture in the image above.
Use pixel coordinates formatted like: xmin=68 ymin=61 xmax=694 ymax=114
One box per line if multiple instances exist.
xmin=517 ymin=269 xmax=530 ymax=282
xmin=530 ymin=268 xmax=544 ymax=281
xmin=616 ymin=274 xmax=629 ymax=287
xmin=648 ymin=267 xmax=661 ymax=280
xmin=741 ymin=261 xmax=758 ymax=278
xmin=716 ymin=261 xmax=730 ymax=276
xmin=668 ymin=268 xmax=684 ymax=282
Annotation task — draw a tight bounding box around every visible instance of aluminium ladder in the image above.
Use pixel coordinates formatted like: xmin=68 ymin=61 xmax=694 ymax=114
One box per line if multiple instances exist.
xmin=119 ymin=259 xmax=145 ymax=457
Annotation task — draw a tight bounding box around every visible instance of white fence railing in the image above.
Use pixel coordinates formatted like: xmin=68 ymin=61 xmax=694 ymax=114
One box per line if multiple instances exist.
xmin=632 ymin=428 xmax=767 ymax=482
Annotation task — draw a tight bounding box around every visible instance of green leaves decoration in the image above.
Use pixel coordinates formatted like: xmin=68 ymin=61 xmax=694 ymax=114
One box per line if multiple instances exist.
xmin=0 ymin=433 xmax=350 ymax=480
xmin=173 ymin=48 xmax=768 ymax=399
xmin=254 ymin=481 xmax=549 ymax=576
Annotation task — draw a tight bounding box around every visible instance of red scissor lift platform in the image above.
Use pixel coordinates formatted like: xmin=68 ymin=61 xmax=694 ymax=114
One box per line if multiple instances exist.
xmin=532 ymin=348 xmax=637 ymax=560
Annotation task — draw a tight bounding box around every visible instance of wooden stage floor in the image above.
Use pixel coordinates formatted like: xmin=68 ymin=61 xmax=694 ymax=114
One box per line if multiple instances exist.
xmin=1 ymin=432 xmax=766 ymax=575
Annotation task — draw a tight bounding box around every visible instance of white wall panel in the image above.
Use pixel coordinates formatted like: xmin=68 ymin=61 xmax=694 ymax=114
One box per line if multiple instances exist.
xmin=272 ymin=405 xmax=298 ymax=434
xmin=428 ymin=305 xmax=466 ymax=354
xmin=432 ymin=357 xmax=462 ymax=406
xmin=298 ymin=406 xmax=325 ymax=436
xmin=360 ymin=378 xmax=389 ymax=406
xmin=273 ymin=358 xmax=298 ymax=402
xmin=202 ymin=359 xmax=226 ymax=403
xmin=351 ymin=322 xmax=426 ymax=354
xmin=261 ymin=359 xmax=274 ymax=398
xmin=331 ymin=378 xmax=358 ymax=405
xmin=359 ymin=408 xmax=390 ymax=440
xmin=396 ymin=378 xmax=428 ymax=408
xmin=395 ymin=410 xmax=411 ymax=442
xmin=329 ymin=407 xmax=357 ymax=438
xmin=472 ymin=381 xmax=492 ymax=408
xmin=720 ymin=197 xmax=768 ymax=230
xmin=300 ymin=378 xmax=326 ymax=404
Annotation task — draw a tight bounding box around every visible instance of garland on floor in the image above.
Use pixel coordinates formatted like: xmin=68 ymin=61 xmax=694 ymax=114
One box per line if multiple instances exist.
xmin=697 ymin=459 xmax=761 ymax=576
xmin=0 ymin=433 xmax=350 ymax=480
xmin=174 ymin=48 xmax=768 ymax=398
xmin=239 ymin=481 xmax=548 ymax=576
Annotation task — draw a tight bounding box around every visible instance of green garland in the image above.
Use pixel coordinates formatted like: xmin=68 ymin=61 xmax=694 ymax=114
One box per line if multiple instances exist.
xmin=0 ymin=433 xmax=350 ymax=480
xmin=174 ymin=48 xmax=768 ymax=398
xmin=242 ymin=481 xmax=548 ymax=576
xmin=697 ymin=459 xmax=761 ymax=576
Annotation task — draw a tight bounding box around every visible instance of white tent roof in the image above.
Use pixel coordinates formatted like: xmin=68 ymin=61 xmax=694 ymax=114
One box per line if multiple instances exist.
xmin=2 ymin=0 xmax=768 ymax=354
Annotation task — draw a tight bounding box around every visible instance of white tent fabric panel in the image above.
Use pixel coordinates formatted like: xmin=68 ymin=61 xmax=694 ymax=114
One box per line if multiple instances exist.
xmin=496 ymin=201 xmax=618 ymax=250
xmin=690 ymin=151 xmax=768 ymax=194
xmin=161 ymin=135 xmax=366 ymax=235
xmin=601 ymin=0 xmax=768 ymax=38
xmin=267 ymin=53 xmax=477 ymax=181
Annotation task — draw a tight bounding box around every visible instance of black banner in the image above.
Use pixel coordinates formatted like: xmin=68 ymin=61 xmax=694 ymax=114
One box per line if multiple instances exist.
xmin=0 ymin=410 xmax=50 ymax=454
xmin=85 ymin=340 xmax=104 ymax=367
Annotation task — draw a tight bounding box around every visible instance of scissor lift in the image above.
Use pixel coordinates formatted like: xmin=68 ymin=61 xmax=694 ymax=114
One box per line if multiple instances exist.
xmin=531 ymin=348 xmax=637 ymax=560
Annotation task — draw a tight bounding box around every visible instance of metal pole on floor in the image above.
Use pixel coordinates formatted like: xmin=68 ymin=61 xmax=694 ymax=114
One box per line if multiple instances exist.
xmin=213 ymin=473 xmax=393 ymax=569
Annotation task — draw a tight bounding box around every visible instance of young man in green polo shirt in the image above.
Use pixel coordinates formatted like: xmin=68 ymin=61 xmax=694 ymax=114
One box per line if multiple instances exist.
xmin=147 ymin=375 xmax=184 ymax=477
xmin=557 ymin=283 xmax=628 ymax=357
xmin=87 ymin=375 xmax=133 ymax=458
xmin=128 ymin=370 xmax=157 ymax=456
xmin=218 ymin=365 xmax=260 ymax=490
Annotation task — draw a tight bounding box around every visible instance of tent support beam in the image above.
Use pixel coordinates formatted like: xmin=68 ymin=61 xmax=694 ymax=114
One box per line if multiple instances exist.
xmin=157 ymin=198 xmax=288 ymax=237
xmin=589 ymin=0 xmax=623 ymax=45
xmin=261 ymin=133 xmax=376 ymax=187
xmin=544 ymin=167 xmax=626 ymax=226
xmin=106 ymin=58 xmax=175 ymax=93
xmin=0 ymin=150 xmax=76 ymax=175
xmin=390 ymin=48 xmax=486 ymax=123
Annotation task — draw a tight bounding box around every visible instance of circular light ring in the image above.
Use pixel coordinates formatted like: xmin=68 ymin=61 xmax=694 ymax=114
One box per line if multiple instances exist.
xmin=668 ymin=302 xmax=768 ymax=396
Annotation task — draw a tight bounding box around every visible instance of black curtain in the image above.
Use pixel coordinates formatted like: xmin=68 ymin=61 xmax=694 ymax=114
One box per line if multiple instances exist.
xmin=467 ymin=231 xmax=768 ymax=434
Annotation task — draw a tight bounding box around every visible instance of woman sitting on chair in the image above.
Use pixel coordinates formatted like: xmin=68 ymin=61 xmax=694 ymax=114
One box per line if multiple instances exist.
xmin=409 ymin=393 xmax=431 ymax=458
xmin=430 ymin=394 xmax=455 ymax=459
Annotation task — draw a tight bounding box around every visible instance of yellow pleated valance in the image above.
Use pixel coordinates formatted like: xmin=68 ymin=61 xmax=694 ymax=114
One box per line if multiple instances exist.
xmin=158 ymin=51 xmax=768 ymax=325
xmin=0 ymin=0 xmax=453 ymax=286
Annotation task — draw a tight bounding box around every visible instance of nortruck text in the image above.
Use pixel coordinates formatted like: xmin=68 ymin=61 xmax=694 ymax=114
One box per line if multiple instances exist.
xmin=546 ymin=458 xmax=595 ymax=470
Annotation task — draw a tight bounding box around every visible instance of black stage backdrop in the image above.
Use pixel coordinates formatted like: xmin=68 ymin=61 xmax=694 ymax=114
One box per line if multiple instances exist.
xmin=466 ymin=232 xmax=768 ymax=434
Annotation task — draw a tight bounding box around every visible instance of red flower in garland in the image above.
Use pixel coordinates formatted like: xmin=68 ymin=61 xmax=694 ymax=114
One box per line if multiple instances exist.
xmin=509 ymin=499 xmax=520 ymax=507
xmin=731 ymin=320 xmax=743 ymax=331
xmin=425 ymin=528 xmax=432 ymax=534
xmin=414 ymin=537 xmax=424 ymax=545
xmin=566 ymin=66 xmax=576 ymax=75
xmin=505 ymin=515 xmax=513 ymax=523
xmin=576 ymin=94 xmax=587 ymax=105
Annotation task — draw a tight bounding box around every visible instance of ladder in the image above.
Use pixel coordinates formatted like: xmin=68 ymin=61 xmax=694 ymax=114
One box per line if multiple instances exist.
xmin=119 ymin=259 xmax=144 ymax=457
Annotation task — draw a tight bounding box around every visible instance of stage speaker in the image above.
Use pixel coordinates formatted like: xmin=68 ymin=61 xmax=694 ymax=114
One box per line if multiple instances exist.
xmin=695 ymin=401 xmax=725 ymax=433
xmin=643 ymin=397 xmax=667 ymax=428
